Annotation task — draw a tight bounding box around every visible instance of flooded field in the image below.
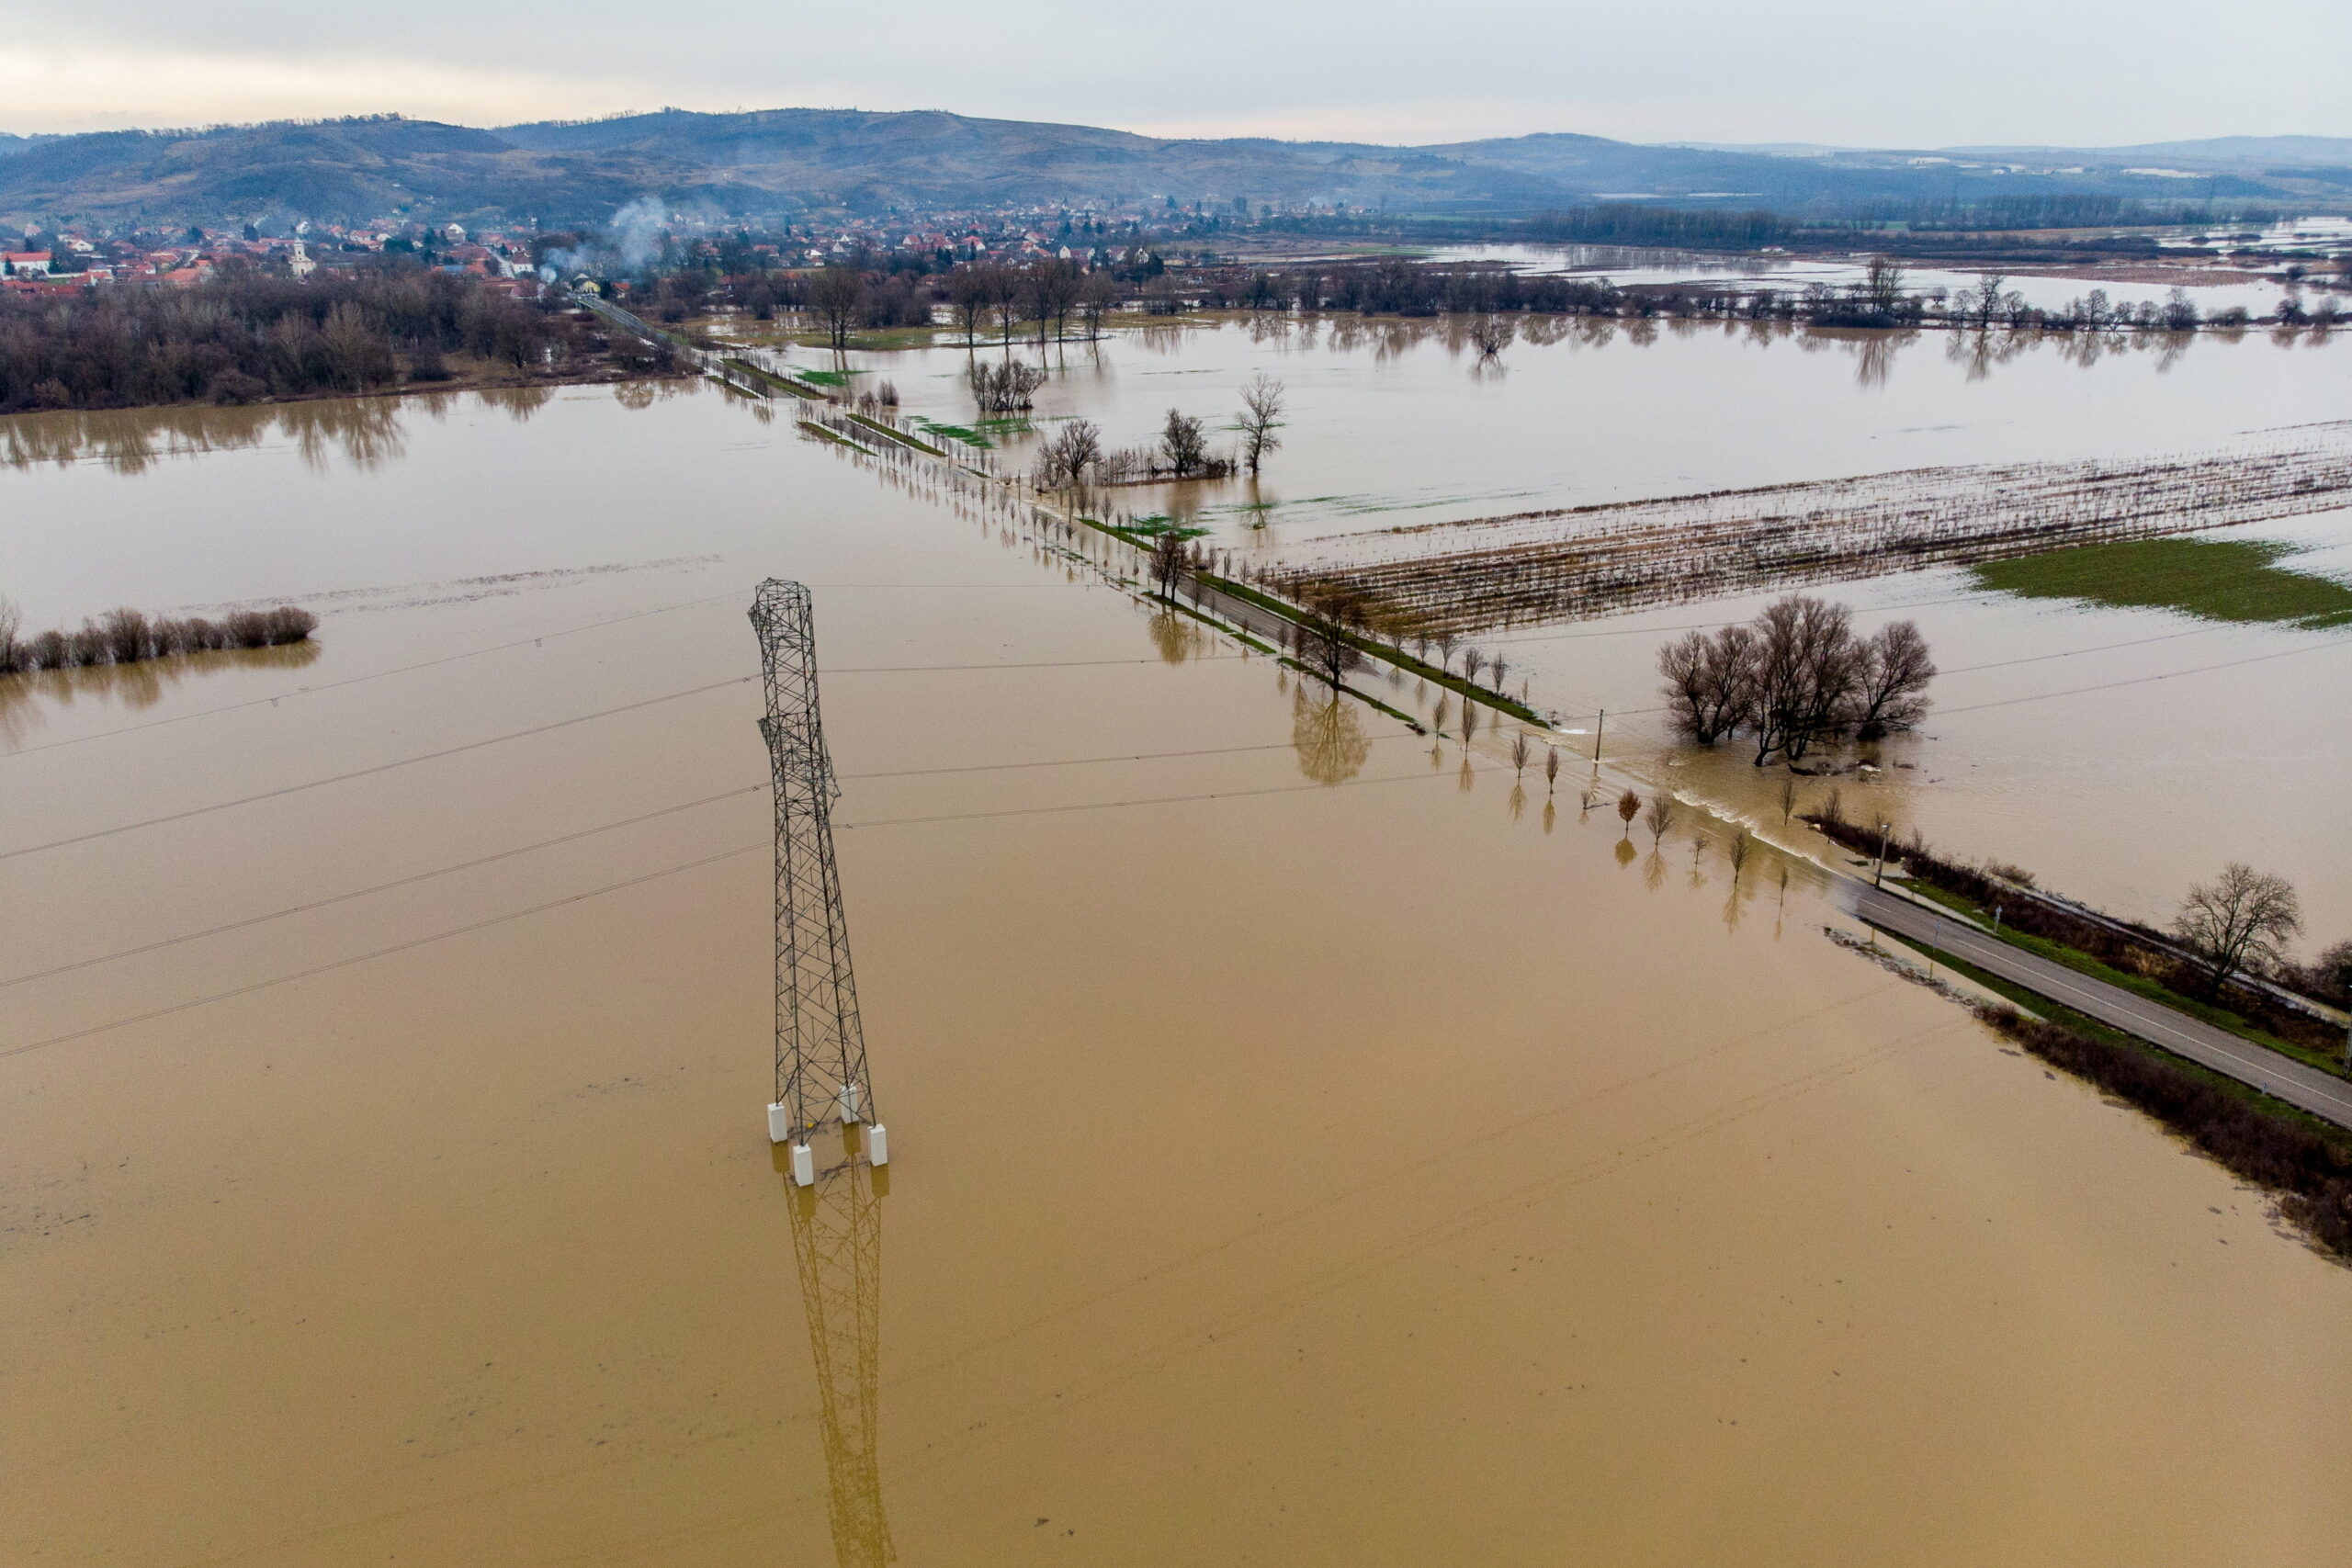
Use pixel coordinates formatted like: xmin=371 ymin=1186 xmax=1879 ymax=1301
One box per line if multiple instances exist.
xmin=775 ymin=315 xmax=2352 ymax=934
xmin=1421 ymin=241 xmax=2310 ymax=318
xmin=6 ymin=378 xmax=2352 ymax=1566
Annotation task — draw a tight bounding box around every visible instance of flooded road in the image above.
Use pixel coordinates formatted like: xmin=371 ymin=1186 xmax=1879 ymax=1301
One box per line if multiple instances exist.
xmin=6 ymin=383 xmax=2352 ymax=1565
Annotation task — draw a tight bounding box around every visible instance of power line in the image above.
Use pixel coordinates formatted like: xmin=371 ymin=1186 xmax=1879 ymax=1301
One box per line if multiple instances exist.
xmin=0 ymin=581 xmax=1107 ymax=763
xmin=0 ymin=651 xmax=1275 ymax=862
xmin=0 ymin=768 xmax=1458 ymax=1063
xmin=0 ymin=588 xmax=746 ymax=761
xmin=0 ymin=783 xmax=766 ymax=990
xmin=1937 ymin=631 xmax=2352 ymax=716
xmin=0 ymin=675 xmax=756 ymax=863
xmin=1 ymin=737 xmax=1435 ymax=990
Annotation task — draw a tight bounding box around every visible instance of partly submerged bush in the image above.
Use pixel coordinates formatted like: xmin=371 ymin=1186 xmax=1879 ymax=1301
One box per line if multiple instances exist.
xmin=0 ymin=602 xmax=317 ymax=674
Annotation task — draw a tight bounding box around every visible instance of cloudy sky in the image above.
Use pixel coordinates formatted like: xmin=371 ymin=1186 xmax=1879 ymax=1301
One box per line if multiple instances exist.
xmin=6 ymin=0 xmax=2348 ymax=147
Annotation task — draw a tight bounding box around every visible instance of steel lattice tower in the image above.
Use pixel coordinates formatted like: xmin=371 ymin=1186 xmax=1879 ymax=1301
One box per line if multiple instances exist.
xmin=752 ymin=580 xmax=880 ymax=1169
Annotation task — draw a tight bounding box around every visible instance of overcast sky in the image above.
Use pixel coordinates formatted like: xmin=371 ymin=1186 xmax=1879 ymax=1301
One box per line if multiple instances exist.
xmin=6 ymin=0 xmax=2347 ymax=147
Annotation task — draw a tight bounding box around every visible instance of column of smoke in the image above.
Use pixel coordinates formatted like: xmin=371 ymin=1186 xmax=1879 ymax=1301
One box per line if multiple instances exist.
xmin=539 ymin=196 xmax=671 ymax=283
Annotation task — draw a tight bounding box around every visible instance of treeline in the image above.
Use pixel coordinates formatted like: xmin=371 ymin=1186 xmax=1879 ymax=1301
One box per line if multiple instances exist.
xmin=0 ymin=600 xmax=316 ymax=675
xmin=1516 ymin=197 xmax=2280 ymax=245
xmin=1658 ymin=594 xmax=1935 ymax=763
xmin=1522 ymin=206 xmax=1791 ymax=248
xmin=0 ymin=270 xmax=643 ymax=414
xmin=1198 ymin=254 xmax=2337 ymax=333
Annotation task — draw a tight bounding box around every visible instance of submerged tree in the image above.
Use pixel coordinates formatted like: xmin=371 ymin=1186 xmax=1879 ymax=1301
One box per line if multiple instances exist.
xmin=1616 ymin=788 xmax=1641 ymax=835
xmin=1852 ymin=620 xmax=1937 ymax=738
xmin=1033 ymin=418 xmax=1103 ymax=490
xmin=1656 ymin=594 xmax=1931 ymax=762
xmin=1238 ymin=373 xmax=1285 ymax=476
xmin=1159 ymin=408 xmax=1211 ymax=478
xmin=1643 ymin=791 xmax=1676 ymax=845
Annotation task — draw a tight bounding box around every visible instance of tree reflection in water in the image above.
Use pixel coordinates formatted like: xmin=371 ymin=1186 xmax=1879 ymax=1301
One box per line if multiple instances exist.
xmin=1291 ymin=687 xmax=1370 ymax=785
xmin=0 ymin=640 xmax=322 ymax=749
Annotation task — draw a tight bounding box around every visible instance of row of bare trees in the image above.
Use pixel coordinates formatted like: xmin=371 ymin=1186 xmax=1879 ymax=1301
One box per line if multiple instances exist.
xmin=1030 ymin=373 xmax=1284 ymax=490
xmin=1658 ymin=594 xmax=1935 ymax=764
xmin=0 ymin=597 xmax=316 ymax=675
xmin=944 ymin=260 xmax=1118 ymax=349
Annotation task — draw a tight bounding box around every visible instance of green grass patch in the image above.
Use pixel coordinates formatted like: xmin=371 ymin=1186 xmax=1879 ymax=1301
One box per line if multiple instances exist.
xmin=911 ymin=418 xmax=991 ymax=448
xmin=795 ymin=367 xmax=854 ymax=387
xmin=1970 ymin=536 xmax=2352 ymax=627
xmin=1124 ymin=514 xmax=1212 ymax=541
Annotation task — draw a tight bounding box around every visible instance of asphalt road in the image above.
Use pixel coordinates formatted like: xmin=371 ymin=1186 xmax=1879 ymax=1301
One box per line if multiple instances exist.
xmin=1851 ymin=884 xmax=2352 ymax=1132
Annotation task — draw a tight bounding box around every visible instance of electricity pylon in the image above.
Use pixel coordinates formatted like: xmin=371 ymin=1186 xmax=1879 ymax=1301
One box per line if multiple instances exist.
xmin=787 ymin=1136 xmax=894 ymax=1568
xmin=751 ymin=579 xmax=883 ymax=1181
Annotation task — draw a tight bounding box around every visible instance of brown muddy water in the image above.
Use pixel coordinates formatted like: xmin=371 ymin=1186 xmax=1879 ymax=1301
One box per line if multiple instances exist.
xmin=6 ymin=383 xmax=2352 ymax=1566
xmin=785 ymin=315 xmax=2352 ymax=936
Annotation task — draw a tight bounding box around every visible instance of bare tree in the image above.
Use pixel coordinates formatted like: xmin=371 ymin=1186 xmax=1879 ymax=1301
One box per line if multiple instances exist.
xmin=1863 ymin=254 xmax=1905 ymax=314
xmin=1149 ymin=528 xmax=1190 ymax=600
xmin=947 ymin=265 xmax=993 ymax=347
xmin=1657 ymin=625 xmax=1756 ymax=744
xmin=1238 ymin=373 xmax=1285 ymax=475
xmin=2173 ymin=863 xmax=2302 ymax=993
xmin=1034 ymin=418 xmax=1103 ymax=490
xmin=1852 ymin=620 xmax=1937 ymax=737
xmin=808 ymin=266 xmax=866 ymax=354
xmin=971 ymin=360 xmax=1046 ymax=412
xmin=1292 ymin=590 xmax=1363 ymax=690
xmin=1643 ymin=791 xmax=1676 ymax=845
xmin=1728 ymin=829 xmax=1753 ymax=877
xmin=1510 ymin=730 xmax=1532 ymax=776
xmin=1778 ymin=774 xmax=1798 ymax=824
xmin=1469 ymin=314 xmax=1515 ymax=359
xmin=1544 ymin=746 xmax=1561 ymax=795
xmin=1747 ymin=594 xmax=1860 ymax=766
xmin=1076 ymin=270 xmax=1117 ymax=337
xmin=989 ymin=263 xmax=1028 ymax=347
xmin=0 ymin=595 xmax=20 ymax=675
xmin=2316 ymin=939 xmax=2352 ymax=1005
xmin=1159 ymin=409 xmax=1210 ymax=478
xmin=1616 ymin=788 xmax=1641 ymax=834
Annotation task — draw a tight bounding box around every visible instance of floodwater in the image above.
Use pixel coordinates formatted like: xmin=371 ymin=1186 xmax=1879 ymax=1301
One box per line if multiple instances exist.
xmin=6 ymin=382 xmax=2352 ymax=1566
xmin=1421 ymin=241 xmax=2308 ymax=318
xmin=797 ymin=315 xmax=2352 ymax=937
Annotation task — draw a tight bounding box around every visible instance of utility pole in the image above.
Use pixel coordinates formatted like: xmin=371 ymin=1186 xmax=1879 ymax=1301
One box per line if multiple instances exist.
xmin=1591 ymin=708 xmax=1605 ymax=764
xmin=1873 ymin=820 xmax=1891 ymax=888
xmin=751 ymin=580 xmax=885 ymax=1185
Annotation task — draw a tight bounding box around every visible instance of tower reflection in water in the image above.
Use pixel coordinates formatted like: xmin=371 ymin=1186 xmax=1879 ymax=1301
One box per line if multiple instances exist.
xmin=783 ymin=1128 xmax=895 ymax=1568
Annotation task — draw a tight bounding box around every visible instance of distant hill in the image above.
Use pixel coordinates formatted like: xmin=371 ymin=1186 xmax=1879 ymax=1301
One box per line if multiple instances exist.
xmin=0 ymin=108 xmax=2341 ymax=227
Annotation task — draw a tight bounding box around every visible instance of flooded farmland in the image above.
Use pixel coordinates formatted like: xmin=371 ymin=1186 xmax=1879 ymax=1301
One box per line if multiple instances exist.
xmin=785 ymin=313 xmax=2352 ymax=933
xmin=6 ymin=346 xmax=2352 ymax=1566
